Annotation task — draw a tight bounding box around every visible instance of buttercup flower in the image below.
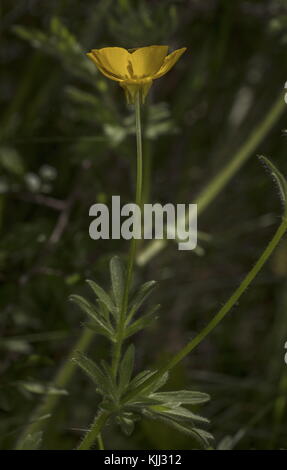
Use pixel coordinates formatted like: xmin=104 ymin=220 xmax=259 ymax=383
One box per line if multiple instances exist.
xmin=87 ymin=45 xmax=186 ymax=104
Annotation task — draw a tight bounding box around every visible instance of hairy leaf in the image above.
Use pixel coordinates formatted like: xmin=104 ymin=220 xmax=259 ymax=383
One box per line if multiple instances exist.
xmin=110 ymin=256 xmax=125 ymax=310
xmin=149 ymin=404 xmax=209 ymax=424
xmin=139 ymin=371 xmax=169 ymax=395
xmin=125 ymin=304 xmax=160 ymax=338
xmin=142 ymin=409 xmax=213 ymax=448
xmin=127 ymin=370 xmax=157 ymax=392
xmin=118 ymin=344 xmax=135 ymax=395
xmin=72 ymin=352 xmax=111 ymax=396
xmin=151 ymin=390 xmax=210 ymax=406
xmin=127 ymin=281 xmax=157 ymax=322
xmin=82 ymin=321 xmax=116 ymax=342
xmin=86 ymin=280 xmax=117 ymax=317
xmin=70 ymin=294 xmax=113 ymax=338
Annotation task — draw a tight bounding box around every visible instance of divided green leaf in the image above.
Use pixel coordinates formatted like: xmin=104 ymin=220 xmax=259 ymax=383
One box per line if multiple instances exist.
xmin=142 ymin=408 xmax=213 ymax=449
xmin=125 ymin=304 xmax=160 ymax=338
xmin=127 ymin=280 xmax=157 ymax=322
xmin=110 ymin=256 xmax=125 ymax=310
xmin=72 ymin=352 xmax=112 ymax=398
xmin=151 ymin=390 xmax=210 ymax=406
xmin=149 ymin=404 xmax=209 ymax=424
xmin=70 ymin=294 xmax=114 ymax=339
xmin=138 ymin=371 xmax=169 ymax=395
xmin=86 ymin=280 xmax=117 ymax=317
xmin=118 ymin=344 xmax=135 ymax=395
xmin=127 ymin=370 xmax=158 ymax=393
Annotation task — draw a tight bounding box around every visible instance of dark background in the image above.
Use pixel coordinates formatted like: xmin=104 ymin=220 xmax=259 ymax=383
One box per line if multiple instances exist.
xmin=1 ymin=0 xmax=287 ymax=450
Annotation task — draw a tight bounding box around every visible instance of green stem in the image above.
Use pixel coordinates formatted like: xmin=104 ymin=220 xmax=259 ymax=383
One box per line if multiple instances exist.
xmin=97 ymin=433 xmax=105 ymax=450
xmin=196 ymin=95 xmax=285 ymax=215
xmin=16 ymin=91 xmax=284 ymax=447
xmin=124 ymin=218 xmax=287 ymax=402
xmin=77 ymin=410 xmax=110 ymax=450
xmin=76 ymin=92 xmax=143 ymax=450
xmin=163 ymin=219 xmax=287 ymax=371
xmin=135 ymin=91 xmax=143 ymax=208
xmin=111 ymin=91 xmax=143 ymax=377
xmin=142 ymin=140 xmax=151 ymax=205
xmin=137 ymin=91 xmax=285 ymax=265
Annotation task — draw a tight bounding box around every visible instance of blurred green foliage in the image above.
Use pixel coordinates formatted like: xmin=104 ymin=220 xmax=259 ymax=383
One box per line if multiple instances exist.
xmin=1 ymin=0 xmax=287 ymax=450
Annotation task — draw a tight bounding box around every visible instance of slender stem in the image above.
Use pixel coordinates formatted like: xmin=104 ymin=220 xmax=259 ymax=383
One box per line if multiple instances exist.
xmin=137 ymin=91 xmax=285 ymax=265
xmin=142 ymin=140 xmax=151 ymax=205
xmin=97 ymin=433 xmax=105 ymax=450
xmin=77 ymin=410 xmax=110 ymax=450
xmin=135 ymin=92 xmax=143 ymax=208
xmin=76 ymin=92 xmax=143 ymax=451
xmin=123 ymin=218 xmax=287 ymax=402
xmin=163 ymin=219 xmax=287 ymax=372
xmin=196 ymin=95 xmax=285 ymax=215
xmin=111 ymin=91 xmax=143 ymax=377
xmin=17 ymin=91 xmax=284 ymax=446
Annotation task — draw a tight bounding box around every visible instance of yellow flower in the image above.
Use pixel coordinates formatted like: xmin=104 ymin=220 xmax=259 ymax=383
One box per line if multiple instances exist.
xmin=86 ymin=45 xmax=186 ymax=104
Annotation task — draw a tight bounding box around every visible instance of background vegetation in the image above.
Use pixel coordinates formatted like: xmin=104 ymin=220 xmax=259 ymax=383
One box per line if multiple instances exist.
xmin=1 ymin=0 xmax=287 ymax=450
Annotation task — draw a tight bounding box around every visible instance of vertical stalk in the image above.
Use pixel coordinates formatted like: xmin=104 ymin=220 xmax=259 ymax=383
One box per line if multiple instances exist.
xmin=123 ymin=218 xmax=287 ymax=402
xmin=111 ymin=91 xmax=143 ymax=377
xmin=77 ymin=410 xmax=110 ymax=450
xmin=161 ymin=219 xmax=287 ymax=373
xmin=138 ymin=91 xmax=286 ymax=265
xmin=17 ymin=92 xmax=284 ymax=446
xmin=97 ymin=433 xmax=105 ymax=450
xmin=76 ymin=91 xmax=143 ymax=450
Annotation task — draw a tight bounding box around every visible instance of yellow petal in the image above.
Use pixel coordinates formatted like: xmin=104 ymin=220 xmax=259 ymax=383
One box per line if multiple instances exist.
xmin=153 ymin=47 xmax=187 ymax=79
xmin=92 ymin=47 xmax=130 ymax=79
xmin=86 ymin=53 xmax=123 ymax=82
xmin=129 ymin=45 xmax=168 ymax=78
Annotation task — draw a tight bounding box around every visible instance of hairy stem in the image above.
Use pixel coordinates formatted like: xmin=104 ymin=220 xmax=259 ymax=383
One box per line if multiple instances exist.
xmin=77 ymin=410 xmax=110 ymax=450
xmin=124 ymin=218 xmax=287 ymax=402
xmin=76 ymin=93 xmax=143 ymax=450
xmin=111 ymin=91 xmax=143 ymax=377
xmin=137 ymin=91 xmax=285 ymax=265
xmin=16 ymin=91 xmax=284 ymax=447
xmin=97 ymin=433 xmax=105 ymax=450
